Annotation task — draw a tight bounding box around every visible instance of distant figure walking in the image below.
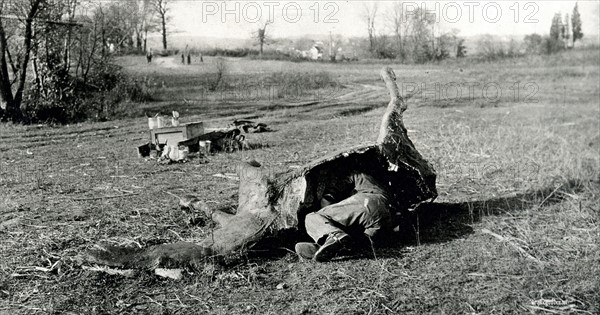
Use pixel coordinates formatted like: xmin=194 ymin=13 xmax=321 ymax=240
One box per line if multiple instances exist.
xmin=181 ymin=53 xmax=185 ymax=64
xmin=146 ymin=49 xmax=153 ymax=63
xmin=187 ymin=52 xmax=191 ymax=65
xmin=199 ymin=53 xmax=203 ymax=63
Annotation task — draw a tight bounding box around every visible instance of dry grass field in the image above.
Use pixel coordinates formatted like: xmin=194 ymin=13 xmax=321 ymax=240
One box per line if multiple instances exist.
xmin=1 ymin=50 xmax=598 ymax=314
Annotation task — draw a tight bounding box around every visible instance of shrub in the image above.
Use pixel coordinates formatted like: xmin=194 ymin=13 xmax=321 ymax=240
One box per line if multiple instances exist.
xmin=24 ymin=64 xmax=154 ymax=123
xmin=203 ymin=48 xmax=259 ymax=58
xmin=523 ymin=33 xmax=566 ymax=56
xmin=249 ymin=51 xmax=305 ymax=62
xmin=208 ymin=57 xmax=228 ymax=91
xmin=524 ymin=34 xmax=544 ymax=54
xmin=541 ymin=37 xmax=566 ymax=55
xmin=476 ymin=36 xmax=524 ymax=62
xmin=155 ymin=49 xmax=179 ymax=57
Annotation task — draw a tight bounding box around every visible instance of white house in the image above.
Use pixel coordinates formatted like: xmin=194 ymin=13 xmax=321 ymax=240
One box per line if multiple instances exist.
xmin=308 ymin=45 xmax=323 ymax=60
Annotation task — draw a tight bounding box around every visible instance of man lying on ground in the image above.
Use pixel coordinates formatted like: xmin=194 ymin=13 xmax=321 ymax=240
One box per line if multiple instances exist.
xmin=295 ymin=172 xmax=393 ymax=262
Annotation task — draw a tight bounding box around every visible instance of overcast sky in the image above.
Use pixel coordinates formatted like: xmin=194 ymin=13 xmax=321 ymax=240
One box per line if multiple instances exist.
xmin=167 ymin=1 xmax=600 ymax=39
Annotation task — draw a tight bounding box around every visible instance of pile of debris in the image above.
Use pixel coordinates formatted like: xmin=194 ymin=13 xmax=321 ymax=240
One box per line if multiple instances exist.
xmin=231 ymin=119 xmax=272 ymax=133
xmin=137 ymin=113 xmax=271 ymax=163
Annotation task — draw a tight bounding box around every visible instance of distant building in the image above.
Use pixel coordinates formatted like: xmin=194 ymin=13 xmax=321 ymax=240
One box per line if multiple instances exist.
xmin=335 ymin=47 xmax=345 ymax=62
xmin=308 ymin=45 xmax=323 ymax=60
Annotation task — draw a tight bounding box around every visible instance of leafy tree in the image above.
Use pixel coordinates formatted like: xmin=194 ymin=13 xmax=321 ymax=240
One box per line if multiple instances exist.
xmin=99 ymin=2 xmax=137 ymax=53
xmin=524 ymin=33 xmax=543 ymax=54
xmin=541 ymin=36 xmax=564 ymax=55
xmin=85 ymin=0 xmax=158 ymax=54
xmin=477 ymin=35 xmax=504 ymax=61
xmin=119 ymin=0 xmax=159 ymax=53
xmin=407 ymin=7 xmax=436 ymax=63
xmin=572 ymin=2 xmax=583 ymax=43
xmin=506 ymin=38 xmax=522 ymax=57
xmin=373 ymin=34 xmax=395 ymax=59
xmin=547 ymin=12 xmax=567 ymax=53
xmin=292 ymin=37 xmax=315 ymax=51
xmin=387 ymin=2 xmax=452 ymax=62
xmin=550 ymin=13 xmax=565 ymax=40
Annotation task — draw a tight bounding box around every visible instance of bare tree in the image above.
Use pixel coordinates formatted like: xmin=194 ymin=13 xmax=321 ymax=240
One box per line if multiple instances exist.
xmin=93 ymin=2 xmax=138 ymax=53
xmin=0 ymin=0 xmax=43 ymax=122
xmin=209 ymin=57 xmax=227 ymax=91
xmin=256 ymin=21 xmax=271 ymax=56
xmin=73 ymin=3 xmax=102 ymax=85
xmin=138 ymin=0 xmax=157 ymax=52
xmin=122 ymin=0 xmax=157 ymax=52
xmin=398 ymin=6 xmax=436 ymax=63
xmin=389 ymin=1 xmax=410 ymax=60
xmin=390 ymin=2 xmax=402 ymax=51
xmin=153 ymin=0 xmax=169 ymax=50
xmin=362 ymin=3 xmax=378 ymax=53
xmin=30 ymin=0 xmax=81 ymax=99
xmin=82 ymin=0 xmax=157 ymax=54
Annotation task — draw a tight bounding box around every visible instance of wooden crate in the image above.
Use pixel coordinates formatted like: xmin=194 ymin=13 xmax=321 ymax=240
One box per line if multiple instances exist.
xmin=150 ymin=122 xmax=204 ymax=146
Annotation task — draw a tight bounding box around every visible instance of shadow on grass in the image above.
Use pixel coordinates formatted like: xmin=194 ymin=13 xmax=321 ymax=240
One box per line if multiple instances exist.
xmin=244 ymin=142 xmax=270 ymax=151
xmin=126 ymin=179 xmax=591 ymax=266
xmin=378 ymin=178 xmax=591 ymax=253
xmin=337 ymin=105 xmax=379 ymax=117
xmin=250 ymin=179 xmax=591 ymax=261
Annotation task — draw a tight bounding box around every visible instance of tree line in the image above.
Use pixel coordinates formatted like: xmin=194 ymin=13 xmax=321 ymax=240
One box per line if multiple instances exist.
xmin=360 ymin=2 xmax=584 ymax=62
xmin=481 ymin=2 xmax=584 ymax=61
xmin=360 ymin=2 xmax=466 ymax=63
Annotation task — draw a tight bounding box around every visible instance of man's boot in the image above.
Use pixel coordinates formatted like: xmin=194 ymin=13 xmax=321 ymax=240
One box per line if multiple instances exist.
xmin=295 ymin=242 xmax=319 ymax=260
xmin=313 ymin=232 xmax=351 ymax=262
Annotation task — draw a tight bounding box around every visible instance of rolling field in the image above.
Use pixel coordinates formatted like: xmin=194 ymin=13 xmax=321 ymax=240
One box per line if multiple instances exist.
xmin=1 ymin=50 xmax=599 ymax=314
